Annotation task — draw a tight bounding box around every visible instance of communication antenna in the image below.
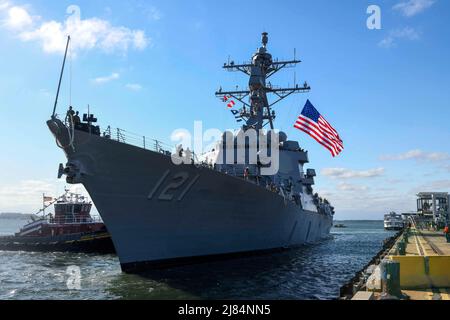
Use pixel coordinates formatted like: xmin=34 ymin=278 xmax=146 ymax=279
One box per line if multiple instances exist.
xmin=52 ymin=35 xmax=71 ymax=118
xmin=215 ymin=33 xmax=309 ymax=130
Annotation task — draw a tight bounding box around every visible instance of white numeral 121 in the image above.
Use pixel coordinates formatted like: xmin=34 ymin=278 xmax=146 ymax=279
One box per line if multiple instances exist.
xmin=148 ymin=170 xmax=199 ymax=201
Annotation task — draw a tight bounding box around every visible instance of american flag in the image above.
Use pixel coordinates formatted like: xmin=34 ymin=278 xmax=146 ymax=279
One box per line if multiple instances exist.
xmin=43 ymin=195 xmax=54 ymax=203
xmin=294 ymin=100 xmax=343 ymax=157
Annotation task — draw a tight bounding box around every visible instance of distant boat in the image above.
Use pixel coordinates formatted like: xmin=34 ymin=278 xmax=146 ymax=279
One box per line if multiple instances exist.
xmin=383 ymin=212 xmax=404 ymax=231
xmin=0 ymin=189 xmax=115 ymax=254
xmin=334 ymin=224 xmax=347 ymax=228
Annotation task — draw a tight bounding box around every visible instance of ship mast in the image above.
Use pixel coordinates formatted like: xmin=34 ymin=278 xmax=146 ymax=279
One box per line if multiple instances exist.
xmin=215 ymin=32 xmax=310 ymax=131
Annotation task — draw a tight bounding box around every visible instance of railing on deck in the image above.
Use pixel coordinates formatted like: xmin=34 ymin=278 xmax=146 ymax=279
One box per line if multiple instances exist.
xmin=54 ymin=113 xmax=174 ymax=154
xmin=102 ymin=125 xmax=173 ymax=154
xmin=48 ymin=216 xmax=104 ymax=225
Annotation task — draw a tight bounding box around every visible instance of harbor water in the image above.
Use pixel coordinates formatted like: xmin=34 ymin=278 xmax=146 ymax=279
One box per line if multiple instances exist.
xmin=0 ymin=219 xmax=396 ymax=300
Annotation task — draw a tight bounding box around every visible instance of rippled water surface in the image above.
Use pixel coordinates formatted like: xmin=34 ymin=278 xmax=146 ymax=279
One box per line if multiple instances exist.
xmin=0 ymin=219 xmax=395 ymax=300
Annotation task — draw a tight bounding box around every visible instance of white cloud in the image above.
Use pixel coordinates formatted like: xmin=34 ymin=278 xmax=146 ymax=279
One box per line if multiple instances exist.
xmin=146 ymin=6 xmax=162 ymax=21
xmin=318 ymin=185 xmax=415 ymax=220
xmin=3 ymin=6 xmax=33 ymax=29
xmin=379 ymin=27 xmax=420 ymax=48
xmin=378 ymin=37 xmax=395 ymax=48
xmin=125 ymin=83 xmax=142 ymax=91
xmin=91 ymin=72 xmax=119 ymax=85
xmin=2 ymin=4 xmax=150 ymax=55
xmin=337 ymin=183 xmax=369 ymax=192
xmin=393 ymin=0 xmax=435 ymax=17
xmin=386 ymin=178 xmax=405 ymax=184
xmin=0 ymin=179 xmax=54 ymax=196
xmin=426 ymin=180 xmax=450 ymax=189
xmin=132 ymin=30 xmax=148 ymax=49
xmin=380 ymin=149 xmax=450 ymax=162
xmin=0 ymin=180 xmax=95 ymax=214
xmin=0 ymin=179 xmax=59 ymax=213
xmin=321 ymin=167 xmax=385 ymax=179
xmin=0 ymin=1 xmax=10 ymax=11
xmin=410 ymin=179 xmax=450 ymax=194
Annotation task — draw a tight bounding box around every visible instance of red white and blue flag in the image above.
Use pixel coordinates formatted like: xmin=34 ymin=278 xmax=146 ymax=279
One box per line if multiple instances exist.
xmin=222 ymin=95 xmax=236 ymax=108
xmin=294 ymin=100 xmax=343 ymax=157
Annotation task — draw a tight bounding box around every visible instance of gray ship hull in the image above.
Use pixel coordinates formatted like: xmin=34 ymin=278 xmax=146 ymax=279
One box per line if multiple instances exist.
xmin=48 ymin=120 xmax=333 ymax=272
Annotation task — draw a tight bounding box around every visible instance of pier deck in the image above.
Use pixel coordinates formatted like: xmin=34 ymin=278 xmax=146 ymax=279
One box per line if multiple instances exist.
xmin=343 ymin=225 xmax=450 ymax=300
xmin=386 ymin=227 xmax=450 ymax=299
xmin=401 ymin=288 xmax=450 ymax=300
xmin=403 ymin=228 xmax=450 ymax=256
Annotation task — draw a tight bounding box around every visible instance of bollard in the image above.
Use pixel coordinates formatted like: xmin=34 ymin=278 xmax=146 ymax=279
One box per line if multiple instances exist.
xmin=396 ymin=241 xmax=406 ymax=256
xmin=380 ymin=260 xmax=403 ymax=299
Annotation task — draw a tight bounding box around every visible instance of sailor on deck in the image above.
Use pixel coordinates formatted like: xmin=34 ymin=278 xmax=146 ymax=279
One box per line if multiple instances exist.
xmin=73 ymin=111 xmax=81 ymax=126
xmin=244 ymin=167 xmax=250 ymax=180
xmin=66 ymin=106 xmax=75 ymax=122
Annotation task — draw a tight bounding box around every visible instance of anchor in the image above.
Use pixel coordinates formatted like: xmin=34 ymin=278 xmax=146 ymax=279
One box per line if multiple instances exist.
xmin=57 ymin=161 xmax=84 ymax=183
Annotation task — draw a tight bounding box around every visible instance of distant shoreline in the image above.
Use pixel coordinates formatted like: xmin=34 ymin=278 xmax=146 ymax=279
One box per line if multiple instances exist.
xmin=334 ymin=220 xmax=383 ymax=222
xmin=0 ymin=213 xmax=36 ymax=219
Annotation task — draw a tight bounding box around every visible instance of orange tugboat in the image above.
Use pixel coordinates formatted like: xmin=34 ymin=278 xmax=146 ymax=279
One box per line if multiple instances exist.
xmin=0 ymin=190 xmax=115 ymax=254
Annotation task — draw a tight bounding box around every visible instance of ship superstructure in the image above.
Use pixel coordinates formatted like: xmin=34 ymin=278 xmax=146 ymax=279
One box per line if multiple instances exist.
xmin=416 ymin=192 xmax=449 ymax=227
xmin=47 ymin=33 xmax=334 ymax=272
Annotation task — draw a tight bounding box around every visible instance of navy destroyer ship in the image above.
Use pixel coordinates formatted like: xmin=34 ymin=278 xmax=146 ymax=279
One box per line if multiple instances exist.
xmin=47 ymin=33 xmax=334 ymax=272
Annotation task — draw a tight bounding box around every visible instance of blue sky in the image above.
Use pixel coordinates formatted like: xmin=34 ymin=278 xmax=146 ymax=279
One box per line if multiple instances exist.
xmin=0 ymin=0 xmax=449 ymax=219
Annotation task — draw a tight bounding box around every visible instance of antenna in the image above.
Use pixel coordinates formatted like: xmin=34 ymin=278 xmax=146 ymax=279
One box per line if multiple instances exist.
xmin=52 ymin=35 xmax=71 ymax=118
xmin=215 ymin=33 xmax=309 ymax=130
xmin=262 ymin=32 xmax=268 ymax=48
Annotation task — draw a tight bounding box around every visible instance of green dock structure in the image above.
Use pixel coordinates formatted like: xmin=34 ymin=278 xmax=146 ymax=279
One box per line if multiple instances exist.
xmin=341 ymin=220 xmax=450 ymax=300
xmin=386 ymin=222 xmax=450 ymax=300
